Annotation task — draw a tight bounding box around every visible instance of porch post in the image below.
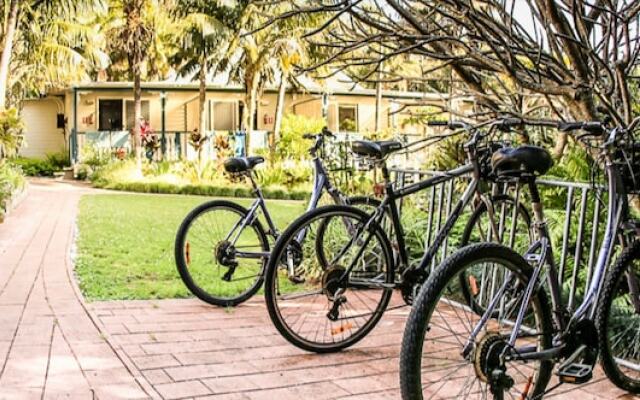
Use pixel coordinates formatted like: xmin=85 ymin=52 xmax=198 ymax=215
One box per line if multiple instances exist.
xmin=72 ymin=87 xmax=78 ymax=164
xmin=160 ymin=91 xmax=166 ymax=159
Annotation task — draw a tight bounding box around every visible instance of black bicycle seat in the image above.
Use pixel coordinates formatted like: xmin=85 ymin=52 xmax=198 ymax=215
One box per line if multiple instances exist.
xmin=351 ymin=140 xmax=403 ymax=159
xmin=491 ymin=145 xmax=552 ymax=176
xmin=223 ymin=156 xmax=265 ymax=173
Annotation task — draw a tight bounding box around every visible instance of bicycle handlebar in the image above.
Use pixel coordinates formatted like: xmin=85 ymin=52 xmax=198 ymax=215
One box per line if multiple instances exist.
xmin=303 ymin=127 xmax=335 ymax=140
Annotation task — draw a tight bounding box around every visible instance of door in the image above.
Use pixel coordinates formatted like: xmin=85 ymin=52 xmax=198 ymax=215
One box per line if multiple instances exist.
xmin=98 ymin=99 xmax=123 ymax=131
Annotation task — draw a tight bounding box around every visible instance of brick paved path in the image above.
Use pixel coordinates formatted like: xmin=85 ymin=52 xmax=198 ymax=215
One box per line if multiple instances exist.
xmin=0 ymin=180 xmax=636 ymax=399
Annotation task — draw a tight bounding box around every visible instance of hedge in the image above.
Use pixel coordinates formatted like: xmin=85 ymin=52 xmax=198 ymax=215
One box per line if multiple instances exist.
xmin=92 ymin=180 xmax=309 ymax=201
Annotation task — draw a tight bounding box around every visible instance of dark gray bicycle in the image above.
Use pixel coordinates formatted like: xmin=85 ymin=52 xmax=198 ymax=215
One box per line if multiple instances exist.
xmin=174 ymin=128 xmax=380 ymax=307
xmin=400 ymin=120 xmax=640 ymax=399
xmin=262 ymin=119 xmax=539 ymax=352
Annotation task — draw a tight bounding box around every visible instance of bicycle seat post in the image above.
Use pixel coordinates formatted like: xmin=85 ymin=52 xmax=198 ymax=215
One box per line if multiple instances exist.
xmin=246 ymin=171 xmax=260 ymax=196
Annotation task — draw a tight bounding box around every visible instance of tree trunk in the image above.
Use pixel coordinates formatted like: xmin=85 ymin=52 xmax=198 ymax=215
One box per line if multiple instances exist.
xmin=244 ymin=71 xmax=260 ymax=155
xmin=133 ymin=71 xmax=143 ymax=171
xmin=198 ymin=55 xmax=207 ymax=162
xmin=0 ymin=0 xmax=20 ymax=110
xmin=273 ymin=72 xmax=287 ymax=144
xmin=375 ymin=70 xmax=382 ymax=134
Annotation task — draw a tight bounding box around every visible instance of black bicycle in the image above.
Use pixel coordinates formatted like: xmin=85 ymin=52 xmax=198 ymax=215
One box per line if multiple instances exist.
xmin=262 ymin=119 xmax=542 ymax=352
xmin=174 ymin=128 xmax=380 ymax=307
xmin=400 ymin=120 xmax=640 ymax=399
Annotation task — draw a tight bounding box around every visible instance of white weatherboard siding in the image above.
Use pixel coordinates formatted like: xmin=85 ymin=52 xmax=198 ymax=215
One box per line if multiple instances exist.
xmin=21 ymin=99 xmax=65 ymax=158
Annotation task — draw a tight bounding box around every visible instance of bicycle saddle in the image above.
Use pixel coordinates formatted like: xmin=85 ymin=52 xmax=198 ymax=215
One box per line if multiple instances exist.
xmin=223 ymin=156 xmax=265 ymax=173
xmin=351 ymin=140 xmax=403 ymax=159
xmin=491 ymin=145 xmax=553 ymax=176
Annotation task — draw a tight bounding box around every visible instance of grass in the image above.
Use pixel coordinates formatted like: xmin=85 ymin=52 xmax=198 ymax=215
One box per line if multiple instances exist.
xmin=75 ymin=193 xmax=305 ymax=301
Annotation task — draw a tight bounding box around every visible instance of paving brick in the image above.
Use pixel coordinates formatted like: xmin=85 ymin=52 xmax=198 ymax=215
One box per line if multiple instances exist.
xmin=154 ymin=380 xmax=211 ymax=399
xmin=0 ymin=182 xmax=151 ymax=399
xmin=141 ymin=369 xmax=173 ymax=385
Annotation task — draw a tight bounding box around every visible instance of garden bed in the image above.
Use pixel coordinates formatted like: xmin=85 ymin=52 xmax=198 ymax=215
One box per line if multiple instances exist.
xmin=0 ymin=161 xmax=27 ymax=223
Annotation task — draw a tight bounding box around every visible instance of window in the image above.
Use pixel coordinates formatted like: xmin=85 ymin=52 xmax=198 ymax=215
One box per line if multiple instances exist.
xmin=98 ymin=99 xmax=123 ymax=131
xmin=125 ymin=100 xmax=150 ymax=130
xmin=338 ymin=105 xmax=358 ymax=132
xmin=213 ymin=102 xmax=237 ymax=131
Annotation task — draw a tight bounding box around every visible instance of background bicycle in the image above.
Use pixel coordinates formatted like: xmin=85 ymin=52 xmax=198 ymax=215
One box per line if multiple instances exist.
xmin=174 ymin=128 xmax=381 ymax=307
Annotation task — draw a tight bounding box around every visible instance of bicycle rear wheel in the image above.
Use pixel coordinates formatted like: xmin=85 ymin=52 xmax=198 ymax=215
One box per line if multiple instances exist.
xmin=264 ymin=205 xmax=394 ymax=353
xmin=400 ymin=243 xmax=553 ymax=400
xmin=174 ymin=200 xmax=268 ymax=307
xmin=597 ymin=240 xmax=640 ymax=393
xmin=459 ymin=195 xmax=532 ymax=315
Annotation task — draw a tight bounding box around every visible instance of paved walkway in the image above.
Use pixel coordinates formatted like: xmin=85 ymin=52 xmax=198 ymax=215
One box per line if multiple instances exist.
xmin=0 ymin=180 xmax=635 ymax=399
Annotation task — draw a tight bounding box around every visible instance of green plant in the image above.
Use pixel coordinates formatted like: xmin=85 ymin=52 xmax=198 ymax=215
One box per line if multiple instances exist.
xmin=75 ymin=164 xmax=93 ymax=180
xmin=10 ymin=157 xmax=57 ymax=176
xmin=45 ymin=152 xmax=70 ymax=170
xmin=0 ymin=108 xmax=24 ymax=159
xmin=81 ymin=145 xmax=111 ymax=168
xmin=275 ymin=114 xmax=325 ymax=161
xmin=0 ymin=160 xmax=26 ymax=220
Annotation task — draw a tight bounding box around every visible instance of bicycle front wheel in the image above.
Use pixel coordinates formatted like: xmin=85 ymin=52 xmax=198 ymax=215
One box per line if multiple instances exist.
xmin=597 ymin=240 xmax=640 ymax=393
xmin=264 ymin=205 xmax=394 ymax=353
xmin=400 ymin=243 xmax=553 ymax=400
xmin=174 ymin=200 xmax=268 ymax=307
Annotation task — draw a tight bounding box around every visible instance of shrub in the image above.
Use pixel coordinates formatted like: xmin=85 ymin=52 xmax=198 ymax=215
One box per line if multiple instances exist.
xmin=0 ymin=160 xmax=26 ymax=220
xmin=46 ymin=152 xmax=70 ymax=170
xmin=0 ymin=108 xmax=24 ymax=158
xmin=275 ymin=114 xmax=326 ymax=161
xmin=10 ymin=157 xmax=57 ymax=176
xmin=75 ymin=164 xmax=93 ymax=180
xmin=81 ymin=145 xmax=111 ymax=168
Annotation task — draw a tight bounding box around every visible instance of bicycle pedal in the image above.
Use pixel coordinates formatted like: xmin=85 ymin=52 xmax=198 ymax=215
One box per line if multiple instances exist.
xmin=288 ymin=275 xmax=305 ymax=284
xmin=557 ymin=363 xmax=593 ymax=384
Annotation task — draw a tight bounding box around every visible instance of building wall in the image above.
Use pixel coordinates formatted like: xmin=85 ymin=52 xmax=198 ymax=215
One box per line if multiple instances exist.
xmin=20 ymin=98 xmax=66 ymax=158
xmin=24 ymin=86 xmax=441 ymax=159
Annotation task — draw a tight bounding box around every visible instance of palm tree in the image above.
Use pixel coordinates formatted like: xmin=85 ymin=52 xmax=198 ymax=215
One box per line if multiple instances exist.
xmin=124 ymin=0 xmax=151 ymax=171
xmin=272 ymin=39 xmax=304 ymax=143
xmin=107 ymin=0 xmax=172 ymax=171
xmin=0 ymin=0 xmax=107 ymax=109
xmin=171 ymin=3 xmax=229 ymax=160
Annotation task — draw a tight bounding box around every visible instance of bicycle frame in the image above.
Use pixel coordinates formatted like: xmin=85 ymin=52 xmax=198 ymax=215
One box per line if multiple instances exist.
xmin=222 ymin=137 xmax=348 ymax=262
xmin=337 ymin=146 xmax=506 ymax=285
xmin=470 ymin=127 xmax=638 ymax=364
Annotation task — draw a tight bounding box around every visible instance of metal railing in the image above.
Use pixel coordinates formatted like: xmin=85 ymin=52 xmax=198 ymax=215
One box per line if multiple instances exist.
xmin=391 ymin=167 xmax=606 ymax=307
xmin=70 ymin=130 xmax=273 ymax=163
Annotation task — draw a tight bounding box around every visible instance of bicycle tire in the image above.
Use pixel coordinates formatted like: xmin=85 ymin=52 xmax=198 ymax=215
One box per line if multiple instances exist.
xmin=400 ymin=243 xmax=553 ymax=400
xmin=596 ymin=240 xmax=640 ymax=393
xmin=265 ymin=204 xmax=394 ymax=353
xmin=174 ymin=200 xmax=269 ymax=307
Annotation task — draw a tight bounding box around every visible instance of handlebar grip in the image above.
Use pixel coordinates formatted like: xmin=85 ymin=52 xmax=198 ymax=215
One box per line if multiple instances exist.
xmin=302 ymin=133 xmax=315 ymax=140
xmin=557 ymin=122 xmax=584 ymax=132
xmin=582 ymin=121 xmax=604 ymax=134
xmin=498 ymin=118 xmax=523 ymax=129
xmin=428 ymin=120 xmax=449 ymax=127
xmin=448 ymin=122 xmax=466 ymax=130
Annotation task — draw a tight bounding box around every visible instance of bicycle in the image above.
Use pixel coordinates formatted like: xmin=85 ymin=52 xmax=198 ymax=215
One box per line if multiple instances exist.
xmin=174 ymin=128 xmax=380 ymax=307
xmin=262 ymin=118 xmax=543 ymax=353
xmin=400 ymin=120 xmax=640 ymax=399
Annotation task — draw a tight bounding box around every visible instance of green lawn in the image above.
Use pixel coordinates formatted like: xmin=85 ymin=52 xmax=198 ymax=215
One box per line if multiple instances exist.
xmin=75 ymin=193 xmax=305 ymax=301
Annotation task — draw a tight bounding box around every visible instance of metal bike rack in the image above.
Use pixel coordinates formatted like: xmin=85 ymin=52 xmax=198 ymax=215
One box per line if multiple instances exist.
xmin=390 ymin=168 xmax=607 ymax=309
